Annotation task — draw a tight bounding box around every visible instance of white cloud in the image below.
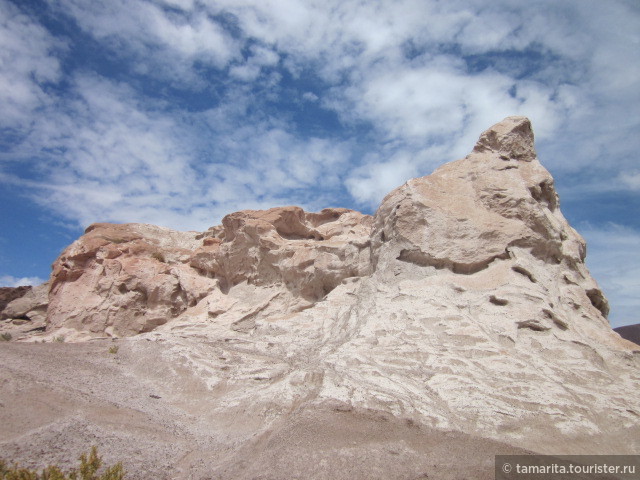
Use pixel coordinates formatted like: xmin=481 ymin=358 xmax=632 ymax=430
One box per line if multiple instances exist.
xmin=51 ymin=0 xmax=240 ymax=84
xmin=148 ymin=8 xmax=233 ymax=63
xmin=0 ymin=0 xmax=64 ymax=130
xmin=9 ymin=73 xmax=197 ymax=228
xmin=4 ymin=68 xmax=354 ymax=231
xmin=0 ymin=275 xmax=46 ymax=288
xmin=345 ymin=153 xmax=421 ymax=208
xmin=302 ymin=92 xmax=319 ymax=102
xmin=249 ymin=45 xmax=279 ymax=67
xmin=619 ymin=172 xmax=640 ymax=191
xmin=157 ymin=0 xmax=196 ymax=12
xmin=4 ymin=0 xmax=638 ymax=209
xmin=42 ymin=0 xmax=639 ymax=179
xmin=216 ymin=35 xmax=280 ymax=83
xmin=196 ymin=117 xmax=353 ymax=209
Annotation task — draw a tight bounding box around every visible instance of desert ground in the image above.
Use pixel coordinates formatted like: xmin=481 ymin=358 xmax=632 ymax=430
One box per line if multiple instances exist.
xmin=0 ymin=339 xmax=536 ymax=479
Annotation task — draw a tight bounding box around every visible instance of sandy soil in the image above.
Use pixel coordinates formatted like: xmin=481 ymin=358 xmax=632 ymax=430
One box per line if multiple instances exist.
xmin=0 ymin=339 xmax=532 ymax=479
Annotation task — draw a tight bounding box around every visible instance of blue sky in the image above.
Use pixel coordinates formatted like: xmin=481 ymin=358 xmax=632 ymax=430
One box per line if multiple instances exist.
xmin=0 ymin=0 xmax=638 ymax=327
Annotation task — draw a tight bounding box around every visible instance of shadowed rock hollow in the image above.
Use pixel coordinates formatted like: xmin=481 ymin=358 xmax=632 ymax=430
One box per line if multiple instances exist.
xmin=1 ymin=117 xmax=638 ymax=479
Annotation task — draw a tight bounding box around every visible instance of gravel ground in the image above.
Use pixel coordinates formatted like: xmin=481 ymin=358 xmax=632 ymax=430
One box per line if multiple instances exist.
xmin=0 ymin=339 xmax=531 ymax=479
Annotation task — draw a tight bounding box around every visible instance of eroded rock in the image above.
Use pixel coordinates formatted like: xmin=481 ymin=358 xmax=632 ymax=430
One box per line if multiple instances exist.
xmin=2 ymin=282 xmax=49 ymax=323
xmin=0 ymin=286 xmax=32 ymax=316
xmin=17 ymin=117 xmax=638 ymax=456
xmin=46 ymin=208 xmax=372 ymax=337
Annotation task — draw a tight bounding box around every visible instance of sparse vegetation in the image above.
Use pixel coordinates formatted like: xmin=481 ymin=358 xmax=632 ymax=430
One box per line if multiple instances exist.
xmin=1 ymin=333 xmax=12 ymax=341
xmin=54 ymin=335 xmax=65 ymax=343
xmin=108 ymin=345 xmax=119 ymax=354
xmin=151 ymin=252 xmax=166 ymax=263
xmin=0 ymin=446 xmax=125 ymax=479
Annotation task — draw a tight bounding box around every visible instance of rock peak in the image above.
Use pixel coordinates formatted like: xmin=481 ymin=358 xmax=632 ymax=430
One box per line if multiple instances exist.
xmin=473 ymin=116 xmax=535 ymax=161
xmin=2 ymin=117 xmax=637 ymax=468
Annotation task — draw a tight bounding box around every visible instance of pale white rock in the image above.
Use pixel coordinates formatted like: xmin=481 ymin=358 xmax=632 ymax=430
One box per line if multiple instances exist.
xmin=35 ymin=117 xmax=640 ymax=456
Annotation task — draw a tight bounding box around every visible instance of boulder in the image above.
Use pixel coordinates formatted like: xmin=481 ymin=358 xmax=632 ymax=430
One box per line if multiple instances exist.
xmin=1 ymin=282 xmax=49 ymax=323
xmin=0 ymin=286 xmax=31 ymax=316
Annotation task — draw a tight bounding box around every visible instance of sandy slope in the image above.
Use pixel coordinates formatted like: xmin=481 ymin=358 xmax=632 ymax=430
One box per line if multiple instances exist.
xmin=0 ymin=340 xmax=531 ymax=479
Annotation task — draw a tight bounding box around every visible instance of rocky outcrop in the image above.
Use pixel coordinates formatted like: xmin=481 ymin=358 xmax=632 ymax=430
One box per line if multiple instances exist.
xmin=1 ymin=282 xmax=48 ymax=323
xmin=47 ymin=223 xmax=214 ymax=336
xmin=47 ymin=208 xmax=372 ymax=337
xmin=0 ymin=284 xmax=48 ymax=341
xmin=371 ymin=117 xmax=611 ymax=334
xmin=44 ymin=120 xmax=613 ymax=343
xmin=192 ymin=206 xmax=372 ymax=300
xmin=19 ymin=117 xmax=639 ymax=456
xmin=0 ymin=286 xmax=32 ymax=315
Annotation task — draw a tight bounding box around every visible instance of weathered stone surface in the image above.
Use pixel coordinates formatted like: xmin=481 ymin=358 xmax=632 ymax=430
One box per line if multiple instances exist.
xmin=46 ymin=208 xmax=372 ymax=338
xmin=47 ymin=223 xmax=215 ymax=337
xmin=191 ymin=206 xmax=372 ymax=300
xmin=1 ymin=282 xmax=48 ymax=322
xmin=0 ymin=286 xmax=31 ymax=316
xmin=10 ymin=117 xmax=638 ymax=463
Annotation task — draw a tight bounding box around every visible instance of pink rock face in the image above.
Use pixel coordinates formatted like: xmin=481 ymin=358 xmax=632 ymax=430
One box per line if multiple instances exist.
xmin=192 ymin=207 xmax=373 ymax=299
xmin=47 ymin=208 xmax=372 ymax=337
xmin=48 ymin=223 xmax=213 ymax=336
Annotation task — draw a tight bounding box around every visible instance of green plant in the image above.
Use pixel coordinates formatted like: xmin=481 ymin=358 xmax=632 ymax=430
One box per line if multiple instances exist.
xmin=108 ymin=346 xmax=119 ymax=354
xmin=0 ymin=333 xmax=11 ymax=342
xmin=0 ymin=446 xmax=125 ymax=480
xmin=54 ymin=336 xmax=65 ymax=343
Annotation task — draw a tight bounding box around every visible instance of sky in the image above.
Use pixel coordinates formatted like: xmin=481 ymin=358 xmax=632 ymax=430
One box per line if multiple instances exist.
xmin=0 ymin=0 xmax=638 ymax=327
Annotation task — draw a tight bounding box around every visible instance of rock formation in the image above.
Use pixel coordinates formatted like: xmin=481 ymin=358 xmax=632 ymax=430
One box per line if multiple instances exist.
xmin=0 ymin=284 xmax=48 ymax=339
xmin=0 ymin=286 xmax=32 ymax=314
xmin=42 ymin=117 xmax=618 ymax=346
xmin=4 ymin=117 xmax=639 ymax=463
xmin=1 ymin=283 xmax=48 ymax=323
xmin=45 ymin=207 xmax=372 ymax=337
